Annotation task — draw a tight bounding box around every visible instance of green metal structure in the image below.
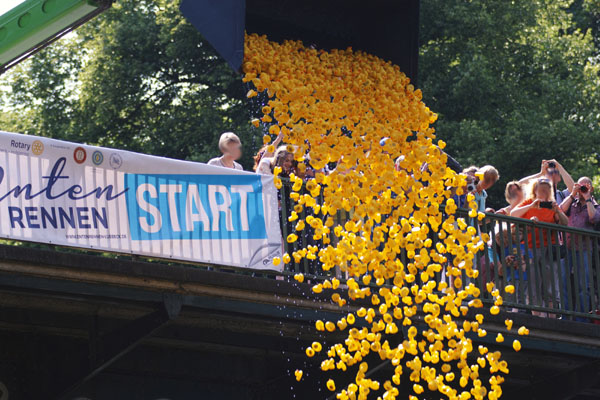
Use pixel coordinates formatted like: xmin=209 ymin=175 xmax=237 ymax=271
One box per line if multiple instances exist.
xmin=0 ymin=0 xmax=112 ymax=73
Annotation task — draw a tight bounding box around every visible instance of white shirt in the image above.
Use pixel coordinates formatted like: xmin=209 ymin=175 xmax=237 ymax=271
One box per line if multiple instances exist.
xmin=257 ymin=157 xmax=274 ymax=175
xmin=207 ymin=156 xmax=243 ymax=170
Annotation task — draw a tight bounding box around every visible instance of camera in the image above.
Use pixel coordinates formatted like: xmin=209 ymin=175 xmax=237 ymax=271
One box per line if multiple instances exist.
xmin=580 ymin=185 xmax=589 ymax=194
xmin=548 ymin=161 xmax=556 ymax=169
xmin=466 ymin=178 xmax=479 ymax=193
xmin=539 ymin=201 xmax=553 ymax=209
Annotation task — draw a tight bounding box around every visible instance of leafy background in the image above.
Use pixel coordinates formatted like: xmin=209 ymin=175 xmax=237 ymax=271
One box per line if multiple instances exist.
xmin=0 ymin=0 xmax=599 ymax=209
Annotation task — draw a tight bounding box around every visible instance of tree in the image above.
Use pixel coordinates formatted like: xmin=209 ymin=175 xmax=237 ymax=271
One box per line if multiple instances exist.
xmin=0 ymin=0 xmax=261 ymax=168
xmin=420 ymin=0 xmax=600 ymax=208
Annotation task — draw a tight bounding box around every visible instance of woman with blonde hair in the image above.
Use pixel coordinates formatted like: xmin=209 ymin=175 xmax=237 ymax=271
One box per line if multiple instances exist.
xmin=256 ymin=145 xmax=295 ymax=177
xmin=511 ymin=178 xmax=568 ymax=316
xmin=496 ymin=181 xmax=524 ymax=215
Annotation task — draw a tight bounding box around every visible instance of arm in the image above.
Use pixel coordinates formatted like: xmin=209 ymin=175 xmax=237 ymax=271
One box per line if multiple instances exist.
xmin=553 ymin=201 xmax=569 ymax=226
xmin=519 ymin=160 xmax=547 ymax=185
xmin=559 ymin=191 xmax=576 ymax=213
xmin=550 ymin=159 xmax=574 ymax=192
xmin=586 ymin=201 xmax=598 ymax=222
xmin=579 ymin=186 xmax=599 ymax=222
xmin=272 ymin=131 xmax=284 ymax=148
xmin=261 ymin=132 xmax=284 ymax=159
xmin=510 ymin=200 xmax=538 ymax=218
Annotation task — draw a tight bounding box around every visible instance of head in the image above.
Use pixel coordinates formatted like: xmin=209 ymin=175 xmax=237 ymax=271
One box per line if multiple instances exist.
xmin=545 ymin=162 xmax=561 ymax=185
xmin=477 ymin=165 xmax=500 ymax=191
xmin=529 ymin=178 xmax=554 ymax=202
xmin=504 ymin=181 xmax=523 ymax=207
xmin=462 ymin=166 xmax=479 ymax=177
xmin=272 ymin=146 xmax=294 ymax=175
xmin=460 ymin=166 xmax=479 ymax=194
xmin=577 ymin=176 xmax=593 ymax=199
xmin=253 ymin=146 xmax=267 ymax=171
xmin=218 ymin=132 xmax=242 ymax=160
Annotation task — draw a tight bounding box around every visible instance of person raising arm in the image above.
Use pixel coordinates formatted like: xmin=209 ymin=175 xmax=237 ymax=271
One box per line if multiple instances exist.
xmin=519 ymin=159 xmax=574 ymax=204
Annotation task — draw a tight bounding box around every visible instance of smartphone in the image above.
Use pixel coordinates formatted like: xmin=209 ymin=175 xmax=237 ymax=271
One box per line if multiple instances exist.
xmin=539 ymin=201 xmax=553 ymax=209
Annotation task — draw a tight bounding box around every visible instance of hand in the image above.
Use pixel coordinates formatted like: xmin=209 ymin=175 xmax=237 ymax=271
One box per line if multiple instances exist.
xmin=485 ymin=207 xmax=495 ymax=214
xmin=573 ymin=183 xmax=581 ymax=195
xmin=541 ymin=160 xmax=548 ymax=175
xmin=531 ymin=199 xmax=541 ymax=208
xmin=530 ymin=216 xmax=539 ymax=222
xmin=582 ymin=185 xmax=592 ymax=201
xmin=274 ymin=131 xmax=284 ymax=145
xmin=548 ymin=159 xmax=561 ymax=169
xmin=552 ymin=201 xmax=560 ymax=213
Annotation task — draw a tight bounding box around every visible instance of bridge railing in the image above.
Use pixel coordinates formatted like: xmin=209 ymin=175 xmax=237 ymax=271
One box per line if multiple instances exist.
xmin=463 ymin=210 xmax=600 ymax=321
xmin=3 ymin=176 xmax=600 ymax=322
xmin=277 ymin=181 xmax=600 ymax=321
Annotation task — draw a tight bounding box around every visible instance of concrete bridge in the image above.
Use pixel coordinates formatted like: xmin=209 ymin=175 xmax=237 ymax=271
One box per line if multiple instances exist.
xmin=0 ymin=242 xmax=598 ymax=400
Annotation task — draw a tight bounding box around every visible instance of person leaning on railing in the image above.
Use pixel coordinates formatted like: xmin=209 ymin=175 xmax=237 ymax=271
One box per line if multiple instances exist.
xmin=510 ymin=178 xmax=568 ymax=316
xmin=558 ymin=177 xmax=600 ymax=320
xmin=473 ymin=165 xmax=500 ymax=213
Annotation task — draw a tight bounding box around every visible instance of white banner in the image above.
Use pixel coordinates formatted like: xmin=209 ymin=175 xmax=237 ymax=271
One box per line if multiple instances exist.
xmin=0 ymin=131 xmax=283 ymax=271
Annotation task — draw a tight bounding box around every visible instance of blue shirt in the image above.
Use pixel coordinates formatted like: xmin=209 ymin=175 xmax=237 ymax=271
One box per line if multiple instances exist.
xmin=474 ymin=190 xmax=487 ymax=213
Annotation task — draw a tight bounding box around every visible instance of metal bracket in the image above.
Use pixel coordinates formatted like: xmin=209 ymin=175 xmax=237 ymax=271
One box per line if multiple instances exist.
xmin=55 ymin=294 xmax=182 ymax=399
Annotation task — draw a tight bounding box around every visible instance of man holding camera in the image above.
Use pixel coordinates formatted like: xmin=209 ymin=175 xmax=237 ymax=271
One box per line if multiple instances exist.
xmin=559 ymin=177 xmax=600 ymax=319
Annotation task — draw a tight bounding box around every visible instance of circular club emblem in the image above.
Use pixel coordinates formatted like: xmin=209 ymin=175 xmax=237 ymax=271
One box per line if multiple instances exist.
xmin=92 ymin=150 xmax=104 ymax=166
xmin=31 ymin=140 xmax=44 ymax=155
xmin=109 ymin=153 xmax=123 ymax=169
xmin=73 ymin=147 xmax=87 ymax=164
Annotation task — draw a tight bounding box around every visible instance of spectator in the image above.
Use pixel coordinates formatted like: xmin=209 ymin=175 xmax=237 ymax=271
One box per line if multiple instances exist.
xmin=252 ymin=131 xmax=284 ymax=171
xmin=207 ymin=132 xmax=243 ymax=170
xmin=496 ymin=181 xmax=524 ymax=215
xmin=510 ymin=178 xmax=568 ymax=315
xmin=474 ymin=165 xmax=500 ymax=213
xmin=487 ymin=182 xmax=527 ymax=309
xmin=520 ymin=159 xmax=574 ymax=205
xmin=559 ymin=177 xmax=600 ymax=319
xmin=257 ymin=146 xmax=294 ymax=176
xmin=451 ymin=166 xmax=478 ymax=209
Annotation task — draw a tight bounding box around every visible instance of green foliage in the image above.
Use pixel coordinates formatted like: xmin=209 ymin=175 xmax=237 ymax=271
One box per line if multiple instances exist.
xmin=420 ymin=0 xmax=600 ymax=208
xmin=0 ymin=0 xmax=261 ymax=168
xmin=0 ymin=0 xmax=598 ymax=208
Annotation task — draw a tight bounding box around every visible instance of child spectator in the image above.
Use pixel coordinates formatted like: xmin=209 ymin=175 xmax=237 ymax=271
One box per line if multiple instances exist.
xmin=207 ymin=132 xmax=243 ymax=170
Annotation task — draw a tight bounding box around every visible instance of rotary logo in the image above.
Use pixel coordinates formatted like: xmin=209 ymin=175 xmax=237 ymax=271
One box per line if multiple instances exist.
xmin=92 ymin=150 xmax=104 ymax=166
xmin=31 ymin=140 xmax=44 ymax=155
xmin=73 ymin=146 xmax=87 ymax=164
